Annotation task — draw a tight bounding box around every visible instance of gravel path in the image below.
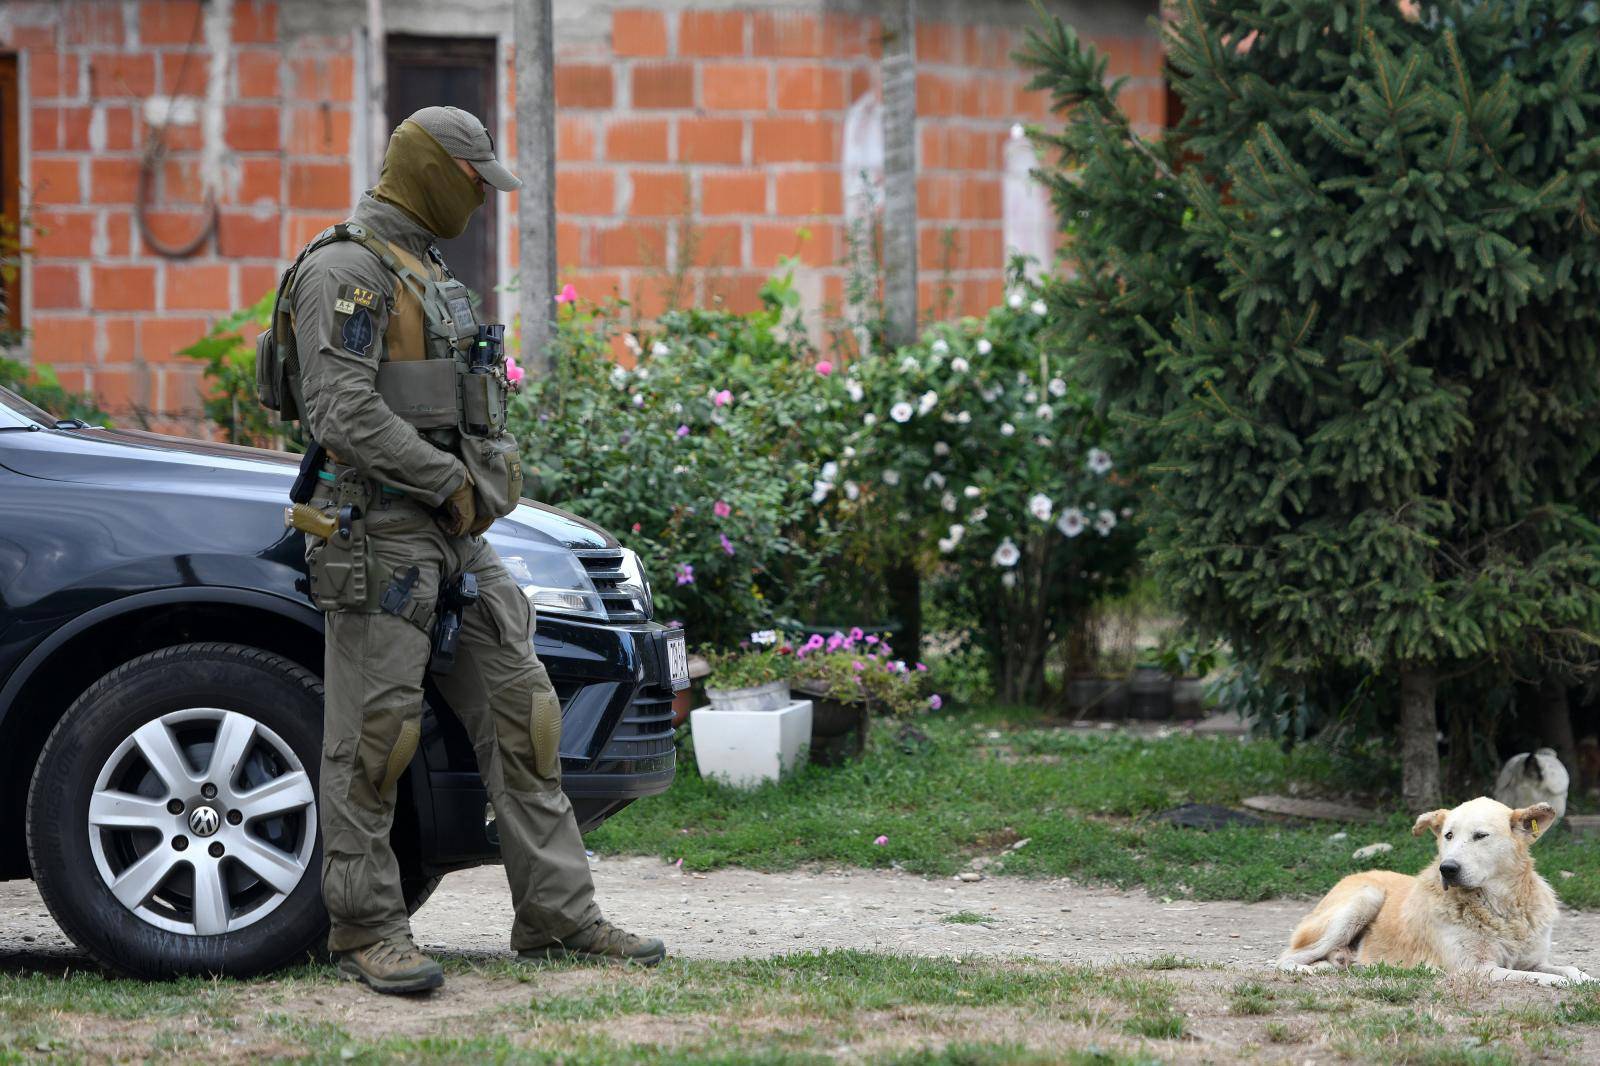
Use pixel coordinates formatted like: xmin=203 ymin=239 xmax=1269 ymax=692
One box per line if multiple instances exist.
xmin=6 ymin=857 xmax=1600 ymax=974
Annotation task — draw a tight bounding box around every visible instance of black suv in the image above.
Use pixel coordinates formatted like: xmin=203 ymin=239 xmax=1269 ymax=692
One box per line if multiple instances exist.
xmin=0 ymin=386 xmax=683 ymax=977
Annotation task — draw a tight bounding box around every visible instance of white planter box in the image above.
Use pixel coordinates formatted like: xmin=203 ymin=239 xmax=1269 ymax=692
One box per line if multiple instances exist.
xmin=690 ymin=699 xmax=813 ymax=788
xmin=704 ymin=679 xmax=791 ymax=713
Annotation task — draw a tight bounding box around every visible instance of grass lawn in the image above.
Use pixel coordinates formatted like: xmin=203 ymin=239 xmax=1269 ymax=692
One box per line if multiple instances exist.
xmin=3 ymin=952 xmax=1598 ymax=1063
xmin=585 ymin=711 xmax=1600 ymax=908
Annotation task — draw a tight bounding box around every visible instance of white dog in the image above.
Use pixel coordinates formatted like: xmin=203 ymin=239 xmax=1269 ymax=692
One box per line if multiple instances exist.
xmin=1280 ymin=797 xmax=1592 ymax=987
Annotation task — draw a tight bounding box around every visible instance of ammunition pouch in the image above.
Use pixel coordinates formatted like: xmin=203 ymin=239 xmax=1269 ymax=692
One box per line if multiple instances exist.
xmin=460 ymin=369 xmax=507 ymax=437
xmin=460 ymin=432 xmax=523 ymax=521
xmin=375 ymin=359 xmax=460 ymax=430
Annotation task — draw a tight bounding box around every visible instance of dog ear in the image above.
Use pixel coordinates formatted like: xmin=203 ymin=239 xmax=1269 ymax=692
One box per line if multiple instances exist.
xmin=1511 ymin=803 xmax=1556 ymax=839
xmin=1411 ymin=809 xmax=1448 ymax=837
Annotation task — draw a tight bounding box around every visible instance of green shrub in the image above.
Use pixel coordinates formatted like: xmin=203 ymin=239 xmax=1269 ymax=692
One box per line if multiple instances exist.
xmin=0 ymin=357 xmax=111 ymax=426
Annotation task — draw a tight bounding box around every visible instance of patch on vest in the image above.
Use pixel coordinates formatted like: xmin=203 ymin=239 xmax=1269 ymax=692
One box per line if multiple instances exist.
xmin=447 ymin=295 xmax=475 ymax=335
xmin=340 ymin=284 xmax=379 ymax=310
xmin=341 ymin=306 xmax=375 ymax=356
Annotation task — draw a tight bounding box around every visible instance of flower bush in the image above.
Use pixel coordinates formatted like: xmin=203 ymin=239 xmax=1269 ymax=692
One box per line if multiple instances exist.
xmin=789 ymin=627 xmax=933 ymax=717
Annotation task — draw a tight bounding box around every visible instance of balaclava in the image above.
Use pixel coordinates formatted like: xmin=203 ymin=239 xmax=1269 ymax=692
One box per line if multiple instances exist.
xmin=371 ymin=119 xmax=485 ymax=240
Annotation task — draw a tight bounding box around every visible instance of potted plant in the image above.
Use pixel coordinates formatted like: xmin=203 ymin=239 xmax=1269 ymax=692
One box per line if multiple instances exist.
xmin=788 ymin=628 xmax=933 ymax=765
xmin=1126 ymin=650 xmax=1174 ymax=720
xmin=1155 ymin=638 xmax=1221 ymax=719
xmin=703 ymin=637 xmax=794 ymax=712
xmin=692 ymin=633 xmax=811 ymax=787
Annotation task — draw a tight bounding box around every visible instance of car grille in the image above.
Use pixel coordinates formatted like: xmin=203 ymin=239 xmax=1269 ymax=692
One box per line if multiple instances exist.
xmin=597 ymin=673 xmax=677 ymax=773
xmin=574 ymin=548 xmax=648 ymax=623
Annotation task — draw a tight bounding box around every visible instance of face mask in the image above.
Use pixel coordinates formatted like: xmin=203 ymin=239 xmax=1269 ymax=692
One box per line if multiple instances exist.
xmin=372 ymin=120 xmax=485 ymax=240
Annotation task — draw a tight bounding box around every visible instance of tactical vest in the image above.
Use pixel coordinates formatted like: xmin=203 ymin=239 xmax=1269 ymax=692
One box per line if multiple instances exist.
xmin=256 ymin=221 xmax=522 ymax=518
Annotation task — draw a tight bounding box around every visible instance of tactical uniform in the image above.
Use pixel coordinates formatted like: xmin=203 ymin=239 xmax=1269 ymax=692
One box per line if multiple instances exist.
xmin=264 ymin=108 xmax=662 ymax=993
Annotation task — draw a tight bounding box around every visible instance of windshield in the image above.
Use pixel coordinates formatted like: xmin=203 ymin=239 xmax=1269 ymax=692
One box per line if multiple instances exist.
xmin=0 ymin=384 xmax=50 ymax=429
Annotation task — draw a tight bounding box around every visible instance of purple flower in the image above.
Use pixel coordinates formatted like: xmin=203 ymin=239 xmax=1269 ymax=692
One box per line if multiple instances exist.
xmin=720 ymin=533 xmax=736 ymax=556
xmin=873 ymin=835 xmax=888 ymax=845
xmin=849 ymin=626 xmax=865 ymax=642
xmin=865 ymin=635 xmax=879 ymax=645
xmin=915 ymin=662 xmax=928 ymax=671
xmin=676 ymin=424 xmax=690 ymax=438
xmin=668 ymin=619 xmax=683 ymax=628
xmin=675 ymin=562 xmax=695 ymax=586
xmin=928 ymin=694 xmax=943 ymax=710
xmin=804 ymin=634 xmax=825 ymax=651
xmin=826 ymin=633 xmax=844 ymax=651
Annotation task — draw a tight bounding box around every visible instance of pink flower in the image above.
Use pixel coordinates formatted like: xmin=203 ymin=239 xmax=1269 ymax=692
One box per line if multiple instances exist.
xmin=720 ymin=533 xmax=736 ymax=556
xmin=505 ymin=355 xmax=526 ymax=385
xmin=849 ymin=627 xmax=864 ymax=642
xmin=852 ymin=660 xmax=865 ymax=670
xmin=631 ymin=522 xmax=641 ymax=533
xmin=714 ymin=500 xmax=732 ymax=518
xmin=674 ymin=857 xmax=683 ymax=868
xmin=928 ymin=694 xmax=943 ymax=710
xmin=676 ymin=424 xmax=690 ymax=438
xmin=675 ymin=562 xmax=695 ymax=586
xmin=915 ymin=662 xmax=928 ymax=671
xmin=816 ymin=360 xmax=834 ymax=376
xmin=804 ymin=634 xmax=824 ymax=650
xmin=873 ymin=835 xmax=888 ymax=846
xmin=865 ymin=635 xmax=879 ymax=645
xmin=554 ymin=283 xmax=578 ymax=305
xmin=826 ymin=633 xmax=844 ymax=651
xmin=713 ymin=389 xmax=733 ymax=407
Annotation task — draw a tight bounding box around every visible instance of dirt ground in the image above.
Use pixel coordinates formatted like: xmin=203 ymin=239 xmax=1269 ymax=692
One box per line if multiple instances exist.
xmin=6 ymin=856 xmax=1600 ymax=973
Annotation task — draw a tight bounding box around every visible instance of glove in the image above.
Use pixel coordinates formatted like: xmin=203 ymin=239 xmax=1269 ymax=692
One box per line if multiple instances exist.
xmin=438 ymin=472 xmax=476 ymax=537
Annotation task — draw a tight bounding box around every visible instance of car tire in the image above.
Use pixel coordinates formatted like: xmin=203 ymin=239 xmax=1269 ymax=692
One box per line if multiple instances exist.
xmin=27 ymin=643 xmax=331 ymax=978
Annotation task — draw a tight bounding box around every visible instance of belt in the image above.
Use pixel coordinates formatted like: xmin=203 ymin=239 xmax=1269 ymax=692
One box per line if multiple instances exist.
xmin=316 ymin=468 xmax=407 ymax=497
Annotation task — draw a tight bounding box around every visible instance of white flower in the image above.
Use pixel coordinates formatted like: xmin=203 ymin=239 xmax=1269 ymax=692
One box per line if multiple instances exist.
xmin=812 ymin=403 xmax=824 ymax=413
xmin=900 ymin=355 xmax=920 ymax=373
xmin=950 ymin=357 xmax=969 ymax=373
xmin=956 ymin=410 xmax=971 ymax=424
xmin=1029 ymin=493 xmax=1053 ymax=521
xmin=623 ymin=333 xmax=642 ymax=355
xmin=1024 ymin=389 xmax=1038 ymax=405
xmin=1007 ymin=292 xmax=1025 ymax=309
xmin=933 ymin=441 xmax=950 ymax=457
xmin=882 ymin=469 xmax=900 ymax=486
xmin=1048 ymin=377 xmax=1067 ymax=397
xmin=1095 ymin=509 xmax=1118 ymax=536
xmin=843 ymin=446 xmax=856 ymax=458
xmin=938 ymin=524 xmax=965 ymax=553
xmin=1056 ymin=508 xmax=1085 ymax=538
xmin=844 ymin=480 xmax=860 ymax=501
xmin=1001 ymin=571 xmax=1018 ymax=589
xmin=821 ymin=460 xmax=839 ymax=481
xmin=847 ymin=380 xmax=865 ymax=402
xmin=1121 ymin=506 xmax=1133 ymax=518
xmin=750 ymin=629 xmax=778 ymax=645
xmin=963 ymin=485 xmax=980 ymax=499
xmin=635 ymin=367 xmax=650 ymax=382
xmin=1036 ymin=404 xmax=1053 ymax=420
xmin=631 ymin=393 xmax=645 ymax=408
xmin=1087 ymin=448 xmax=1113 ymax=475
xmin=940 ymin=412 xmax=957 ymax=423
xmin=941 ymin=492 xmax=958 ymax=513
xmin=890 ymin=402 xmax=914 ymax=423
xmin=1031 ymin=298 xmax=1047 ymax=315
xmin=931 ymin=338 xmax=949 ymax=355
xmin=651 ymin=341 xmax=670 ymax=357
xmin=672 ymin=402 xmax=683 ymax=414
xmin=1016 ymin=371 xmax=1028 ymax=385
xmin=918 ymin=390 xmax=939 ymax=415
xmin=970 ymin=506 xmax=988 ymax=522
xmin=980 ymin=386 xmax=1000 ymax=403
xmin=811 ymin=480 xmax=833 ymax=504
xmin=924 ymin=471 xmax=946 ymax=490
xmin=992 ymin=538 xmax=1021 ymax=567
xmin=864 ymin=413 xmax=877 ymax=426
xmin=1000 ymin=422 xmax=1015 ymax=437
xmin=1035 ymin=435 xmax=1053 ymax=447
xmin=976 ymin=338 xmax=992 ymax=355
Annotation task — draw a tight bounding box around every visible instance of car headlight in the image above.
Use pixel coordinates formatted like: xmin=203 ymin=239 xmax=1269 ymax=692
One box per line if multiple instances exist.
xmin=499 ymin=547 xmax=608 ymax=622
xmin=617 ymin=547 xmax=654 ymax=620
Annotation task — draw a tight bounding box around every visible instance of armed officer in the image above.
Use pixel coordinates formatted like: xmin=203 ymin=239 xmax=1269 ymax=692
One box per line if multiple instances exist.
xmin=263 ymin=106 xmax=664 ymax=994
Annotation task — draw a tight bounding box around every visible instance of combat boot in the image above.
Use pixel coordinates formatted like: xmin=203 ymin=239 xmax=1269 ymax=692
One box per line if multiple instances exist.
xmin=518 ymin=918 xmax=666 ymax=967
xmin=336 ymin=933 xmax=445 ymax=994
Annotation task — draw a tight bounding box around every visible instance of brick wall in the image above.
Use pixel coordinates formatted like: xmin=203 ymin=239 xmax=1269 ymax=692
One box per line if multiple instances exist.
xmin=2 ymin=0 xmax=1164 ymax=432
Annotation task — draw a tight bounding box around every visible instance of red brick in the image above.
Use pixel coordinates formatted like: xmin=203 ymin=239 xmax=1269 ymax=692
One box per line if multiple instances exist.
xmin=6 ymin=25 xmax=56 ymax=49
xmin=89 ymin=54 xmax=156 ymax=97
xmin=226 ymin=105 xmax=280 ymax=151
xmin=238 ymin=264 xmax=281 ymax=301
xmin=917 ymin=73 xmax=958 ymax=117
xmin=63 ymin=2 xmax=124 ymax=45
xmin=31 ymin=318 xmax=96 ymax=361
xmin=555 ymin=64 xmax=614 ymax=109
xmin=823 ymin=13 xmax=878 ymax=59
xmin=92 ymin=366 xmax=140 ymax=411
xmin=1015 ymin=86 xmax=1051 ymax=121
xmin=32 ymin=265 xmax=81 ymax=309
xmin=161 ymin=159 xmax=208 ymax=202
xmin=30 ymin=106 xmax=92 ymax=151
xmin=556 ymin=169 xmax=615 ymax=215
xmin=218 ymin=211 xmax=281 ymax=257
xmin=103 ymin=210 xmax=135 ymax=256
xmin=677 ymin=118 xmax=743 ymax=165
xmin=916 ymin=23 xmax=961 ymax=64
xmin=1119 ymin=84 xmax=1167 ymax=127
xmin=89 ymin=158 xmax=141 ymax=204
xmin=604 ymin=119 xmax=669 ymax=162
xmin=102 ymin=107 xmax=137 ymax=150
xmin=93 ymin=265 xmax=157 ymax=311
xmin=140 ymin=2 xmax=203 ymax=45
xmin=30 ymin=210 xmax=95 ymax=257
xmin=234 ymin=158 xmax=282 ymax=204
xmin=700 ymin=172 xmax=766 ymax=216
xmin=921 ymin=127 xmax=996 ymax=170
xmin=559 ymin=116 xmax=598 ymax=160
xmin=557 ymin=222 xmax=582 ymax=265
xmin=753 ymin=13 xmax=822 ymax=58
xmin=159 ymin=51 xmax=209 ymax=96
xmin=920 ymin=225 xmax=1003 ymax=270
xmin=232 ymin=0 xmax=277 ymax=44
xmin=288 ymin=107 xmax=350 ymax=155
xmin=28 ymin=54 xmax=78 ymax=99
xmin=140 ymin=210 xmax=212 ymax=254
xmin=751 ymin=222 xmax=838 ymax=267
xmin=776 ymin=65 xmax=847 ymax=111
xmin=628 ymin=171 xmax=690 ymax=217
xmin=632 ymin=63 xmax=694 ymax=109
xmin=291 ymin=56 xmax=353 ymax=102
xmin=30 ymin=158 xmax=82 ymax=204
xmin=156 ymin=120 xmax=204 ymax=152
xmin=701 ymin=64 xmax=768 ymax=110
xmin=850 ymin=67 xmax=873 ymax=101
xmin=689 ymin=224 xmax=742 ymax=268
xmin=141 ymin=316 xmax=211 ymax=360
xmin=612 ymin=10 xmax=668 ymax=57
xmin=961 ymin=178 xmax=1002 ymax=220
xmin=752 ymin=118 xmax=836 ymax=164
xmin=287 ymin=213 xmax=344 ymax=249
xmin=965 ymin=26 xmax=1013 ymax=70
xmin=288 ymin=163 xmax=349 ymax=211
xmin=703 ymin=272 xmax=766 ymax=313
xmin=236 ymin=51 xmax=280 ymax=99
xmin=775 ymin=170 xmax=843 ymax=216
xmin=592 ymin=224 xmax=666 ymax=267
xmin=163 ymin=264 xmax=232 ymax=311
xmin=680 ymin=12 xmax=745 ymax=57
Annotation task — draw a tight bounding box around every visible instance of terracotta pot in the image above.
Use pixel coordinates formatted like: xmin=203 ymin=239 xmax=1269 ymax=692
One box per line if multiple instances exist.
xmin=671 ymin=653 xmax=712 ymax=727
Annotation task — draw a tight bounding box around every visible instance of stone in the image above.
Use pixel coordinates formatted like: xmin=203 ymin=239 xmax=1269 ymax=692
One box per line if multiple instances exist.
xmin=957 ymin=871 xmax=983 ymax=883
xmin=1352 ymin=842 xmax=1394 ymax=861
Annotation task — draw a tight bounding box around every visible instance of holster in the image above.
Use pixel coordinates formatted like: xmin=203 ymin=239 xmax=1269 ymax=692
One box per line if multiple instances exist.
xmin=306 ymin=473 xmax=374 ymax=611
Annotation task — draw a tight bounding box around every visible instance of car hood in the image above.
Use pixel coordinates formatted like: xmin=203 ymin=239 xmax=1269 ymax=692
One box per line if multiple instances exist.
xmin=0 ymin=426 xmax=618 ymax=551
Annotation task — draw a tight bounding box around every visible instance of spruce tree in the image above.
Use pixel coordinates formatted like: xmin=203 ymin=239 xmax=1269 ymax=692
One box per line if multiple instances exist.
xmin=1021 ymin=0 xmax=1600 ymax=808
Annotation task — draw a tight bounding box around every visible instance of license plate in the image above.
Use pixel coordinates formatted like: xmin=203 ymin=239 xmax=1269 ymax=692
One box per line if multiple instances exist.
xmin=665 ymin=632 xmax=689 ymax=690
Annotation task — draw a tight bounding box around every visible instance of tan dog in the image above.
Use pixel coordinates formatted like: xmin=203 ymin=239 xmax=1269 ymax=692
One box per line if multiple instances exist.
xmin=1279 ymin=797 xmax=1593 ymax=986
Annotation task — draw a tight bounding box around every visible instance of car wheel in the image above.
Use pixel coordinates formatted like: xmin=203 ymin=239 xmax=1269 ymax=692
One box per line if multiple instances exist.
xmin=27 ymin=643 xmax=328 ymax=978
